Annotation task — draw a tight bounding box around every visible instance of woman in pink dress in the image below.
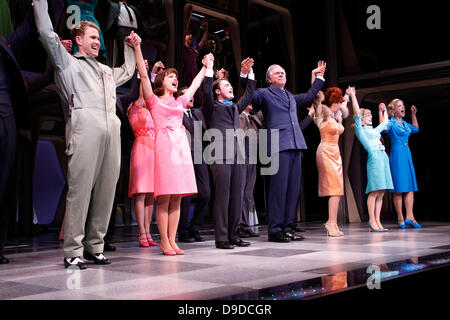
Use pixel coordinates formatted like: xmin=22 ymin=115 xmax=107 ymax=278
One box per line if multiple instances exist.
xmin=133 ymin=41 xmax=211 ymax=255
xmin=127 ymin=60 xmax=158 ymax=248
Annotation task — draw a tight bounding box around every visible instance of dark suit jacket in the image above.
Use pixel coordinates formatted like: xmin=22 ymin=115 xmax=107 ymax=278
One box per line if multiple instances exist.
xmin=183 ymin=107 xmax=207 ymax=161
xmin=0 ymin=11 xmax=34 ymax=130
xmin=116 ymin=71 xmax=140 ymax=156
xmin=100 ymin=0 xmax=144 ymax=34
xmin=203 ymin=76 xmax=256 ymax=162
xmin=251 ymin=78 xmax=324 ymax=155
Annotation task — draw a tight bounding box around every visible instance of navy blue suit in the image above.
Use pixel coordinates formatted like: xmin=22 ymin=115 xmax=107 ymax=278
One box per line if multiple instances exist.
xmin=252 ymin=78 xmax=324 ymax=235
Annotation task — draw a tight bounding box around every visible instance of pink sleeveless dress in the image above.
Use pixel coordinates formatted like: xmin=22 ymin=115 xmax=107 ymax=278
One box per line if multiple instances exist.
xmin=127 ymin=100 xmax=155 ymax=197
xmin=145 ymin=94 xmax=197 ymax=198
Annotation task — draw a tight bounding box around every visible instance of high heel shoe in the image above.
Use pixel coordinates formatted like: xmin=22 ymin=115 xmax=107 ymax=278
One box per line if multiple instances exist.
xmin=160 ymin=245 xmax=176 ymax=256
xmin=174 ymin=249 xmax=184 ymax=255
xmin=324 ymin=223 xmax=341 ymax=237
xmin=368 ymin=222 xmax=383 ymax=232
xmin=405 ymin=218 xmax=423 ymax=229
xmin=145 ymin=233 xmax=158 ymax=246
xmin=398 ymin=220 xmax=407 ymax=229
xmin=138 ymin=233 xmax=150 ymax=247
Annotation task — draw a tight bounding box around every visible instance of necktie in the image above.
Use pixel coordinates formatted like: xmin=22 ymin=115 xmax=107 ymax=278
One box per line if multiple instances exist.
xmin=123 ymin=3 xmax=134 ymax=23
xmin=221 ymin=100 xmax=233 ymax=106
xmin=187 ymin=110 xmax=192 ymax=119
xmin=245 ymin=114 xmax=251 ymax=127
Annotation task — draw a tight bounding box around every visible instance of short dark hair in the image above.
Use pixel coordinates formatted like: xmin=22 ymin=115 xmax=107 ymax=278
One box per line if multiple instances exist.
xmin=213 ymin=79 xmax=227 ymax=99
xmin=153 ymin=68 xmax=179 ymax=97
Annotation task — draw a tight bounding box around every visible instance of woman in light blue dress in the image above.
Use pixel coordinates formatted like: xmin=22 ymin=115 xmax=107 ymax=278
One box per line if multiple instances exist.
xmin=385 ymin=99 xmax=422 ymax=229
xmin=349 ymin=87 xmax=393 ymax=232
xmin=67 ymin=0 xmax=106 ymax=59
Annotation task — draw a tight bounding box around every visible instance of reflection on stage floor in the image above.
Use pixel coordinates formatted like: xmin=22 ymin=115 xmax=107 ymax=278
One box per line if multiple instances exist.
xmin=1 ymin=222 xmax=450 ymax=300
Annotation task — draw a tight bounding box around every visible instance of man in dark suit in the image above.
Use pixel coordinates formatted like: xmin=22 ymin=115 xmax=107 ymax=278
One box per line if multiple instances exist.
xmin=203 ymin=57 xmax=256 ymax=249
xmin=0 ymin=9 xmax=35 ymax=264
xmin=237 ymin=105 xmax=263 ymax=238
xmin=99 ymin=0 xmax=143 ymax=67
xmin=176 ymin=87 xmax=210 ymax=243
xmin=251 ymin=62 xmax=326 ymax=242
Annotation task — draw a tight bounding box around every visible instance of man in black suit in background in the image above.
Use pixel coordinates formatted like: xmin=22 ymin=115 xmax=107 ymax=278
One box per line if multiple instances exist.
xmin=0 ymin=8 xmax=35 ymax=264
xmin=176 ymin=87 xmax=210 ymax=243
xmin=99 ymin=0 xmax=143 ymax=67
xmin=236 ymin=104 xmax=263 ymax=238
xmin=202 ymin=56 xmax=256 ymax=249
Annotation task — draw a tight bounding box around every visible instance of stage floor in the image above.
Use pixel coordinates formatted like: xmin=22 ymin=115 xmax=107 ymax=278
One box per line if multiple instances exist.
xmin=1 ymin=222 xmax=450 ymax=300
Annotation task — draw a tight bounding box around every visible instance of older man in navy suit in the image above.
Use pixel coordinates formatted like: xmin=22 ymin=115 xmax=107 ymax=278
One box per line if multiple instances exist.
xmin=252 ymin=62 xmax=326 ymax=242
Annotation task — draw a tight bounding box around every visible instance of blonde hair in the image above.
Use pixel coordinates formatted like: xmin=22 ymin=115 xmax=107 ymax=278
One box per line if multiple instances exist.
xmin=387 ymin=99 xmax=402 ymax=118
xmin=352 ymin=108 xmax=371 ymax=128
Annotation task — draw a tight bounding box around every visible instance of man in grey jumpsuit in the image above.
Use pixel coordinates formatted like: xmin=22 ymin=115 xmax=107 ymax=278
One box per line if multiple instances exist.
xmin=33 ymin=0 xmax=137 ymax=269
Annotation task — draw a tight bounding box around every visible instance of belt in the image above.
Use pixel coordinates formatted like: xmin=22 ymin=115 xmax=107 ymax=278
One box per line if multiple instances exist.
xmin=368 ymin=145 xmax=386 ymax=152
xmin=134 ymin=128 xmax=155 ymax=138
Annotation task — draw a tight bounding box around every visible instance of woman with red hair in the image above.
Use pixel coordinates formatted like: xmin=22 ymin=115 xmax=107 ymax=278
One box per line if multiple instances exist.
xmin=312 ymin=87 xmax=349 ymax=237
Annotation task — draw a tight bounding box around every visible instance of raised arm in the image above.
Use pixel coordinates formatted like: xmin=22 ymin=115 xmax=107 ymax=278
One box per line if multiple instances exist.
xmin=33 ymin=0 xmax=72 ymax=70
xmin=311 ymin=60 xmax=326 ymax=85
xmin=293 ymin=77 xmax=325 ymax=108
xmin=183 ymin=54 xmax=211 ymax=103
xmin=236 ymin=58 xmax=256 ymax=113
xmin=348 ymin=86 xmax=360 ymax=116
xmin=201 ymin=55 xmax=215 ymax=121
xmin=375 ymin=103 xmax=389 ymax=133
xmin=411 ymin=105 xmax=419 ymax=129
xmin=113 ymin=32 xmax=137 ymax=87
xmin=196 ymin=19 xmax=209 ymax=51
xmin=133 ymin=35 xmax=154 ymax=101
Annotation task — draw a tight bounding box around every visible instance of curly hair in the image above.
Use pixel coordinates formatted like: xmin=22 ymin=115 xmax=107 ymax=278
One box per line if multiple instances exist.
xmin=324 ymin=87 xmax=345 ymax=107
xmin=153 ymin=68 xmax=179 ymax=97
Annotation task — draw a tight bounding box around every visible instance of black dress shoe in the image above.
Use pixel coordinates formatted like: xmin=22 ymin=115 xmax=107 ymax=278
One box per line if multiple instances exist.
xmin=83 ymin=251 xmax=111 ymax=265
xmin=179 ymin=235 xmax=195 ymax=243
xmin=292 ymin=226 xmax=306 ymax=233
xmin=285 ymin=231 xmax=305 ymax=241
xmin=245 ymin=229 xmax=260 ymax=237
xmin=215 ymin=241 xmax=234 ymax=249
xmin=237 ymin=228 xmax=251 ymax=238
xmin=0 ymin=255 xmax=9 ymax=264
xmin=191 ymin=232 xmax=205 ymax=242
xmin=230 ymin=239 xmax=251 ymax=247
xmin=268 ymin=231 xmax=291 ymax=243
xmin=104 ymin=242 xmax=116 ymax=252
xmin=64 ymin=257 xmax=87 ymax=270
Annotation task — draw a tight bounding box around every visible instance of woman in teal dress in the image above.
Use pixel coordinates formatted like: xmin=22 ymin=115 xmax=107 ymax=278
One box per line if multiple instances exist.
xmin=349 ymin=87 xmax=393 ymax=232
xmin=385 ymin=99 xmax=422 ymax=229
xmin=67 ymin=0 xmax=106 ymax=59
